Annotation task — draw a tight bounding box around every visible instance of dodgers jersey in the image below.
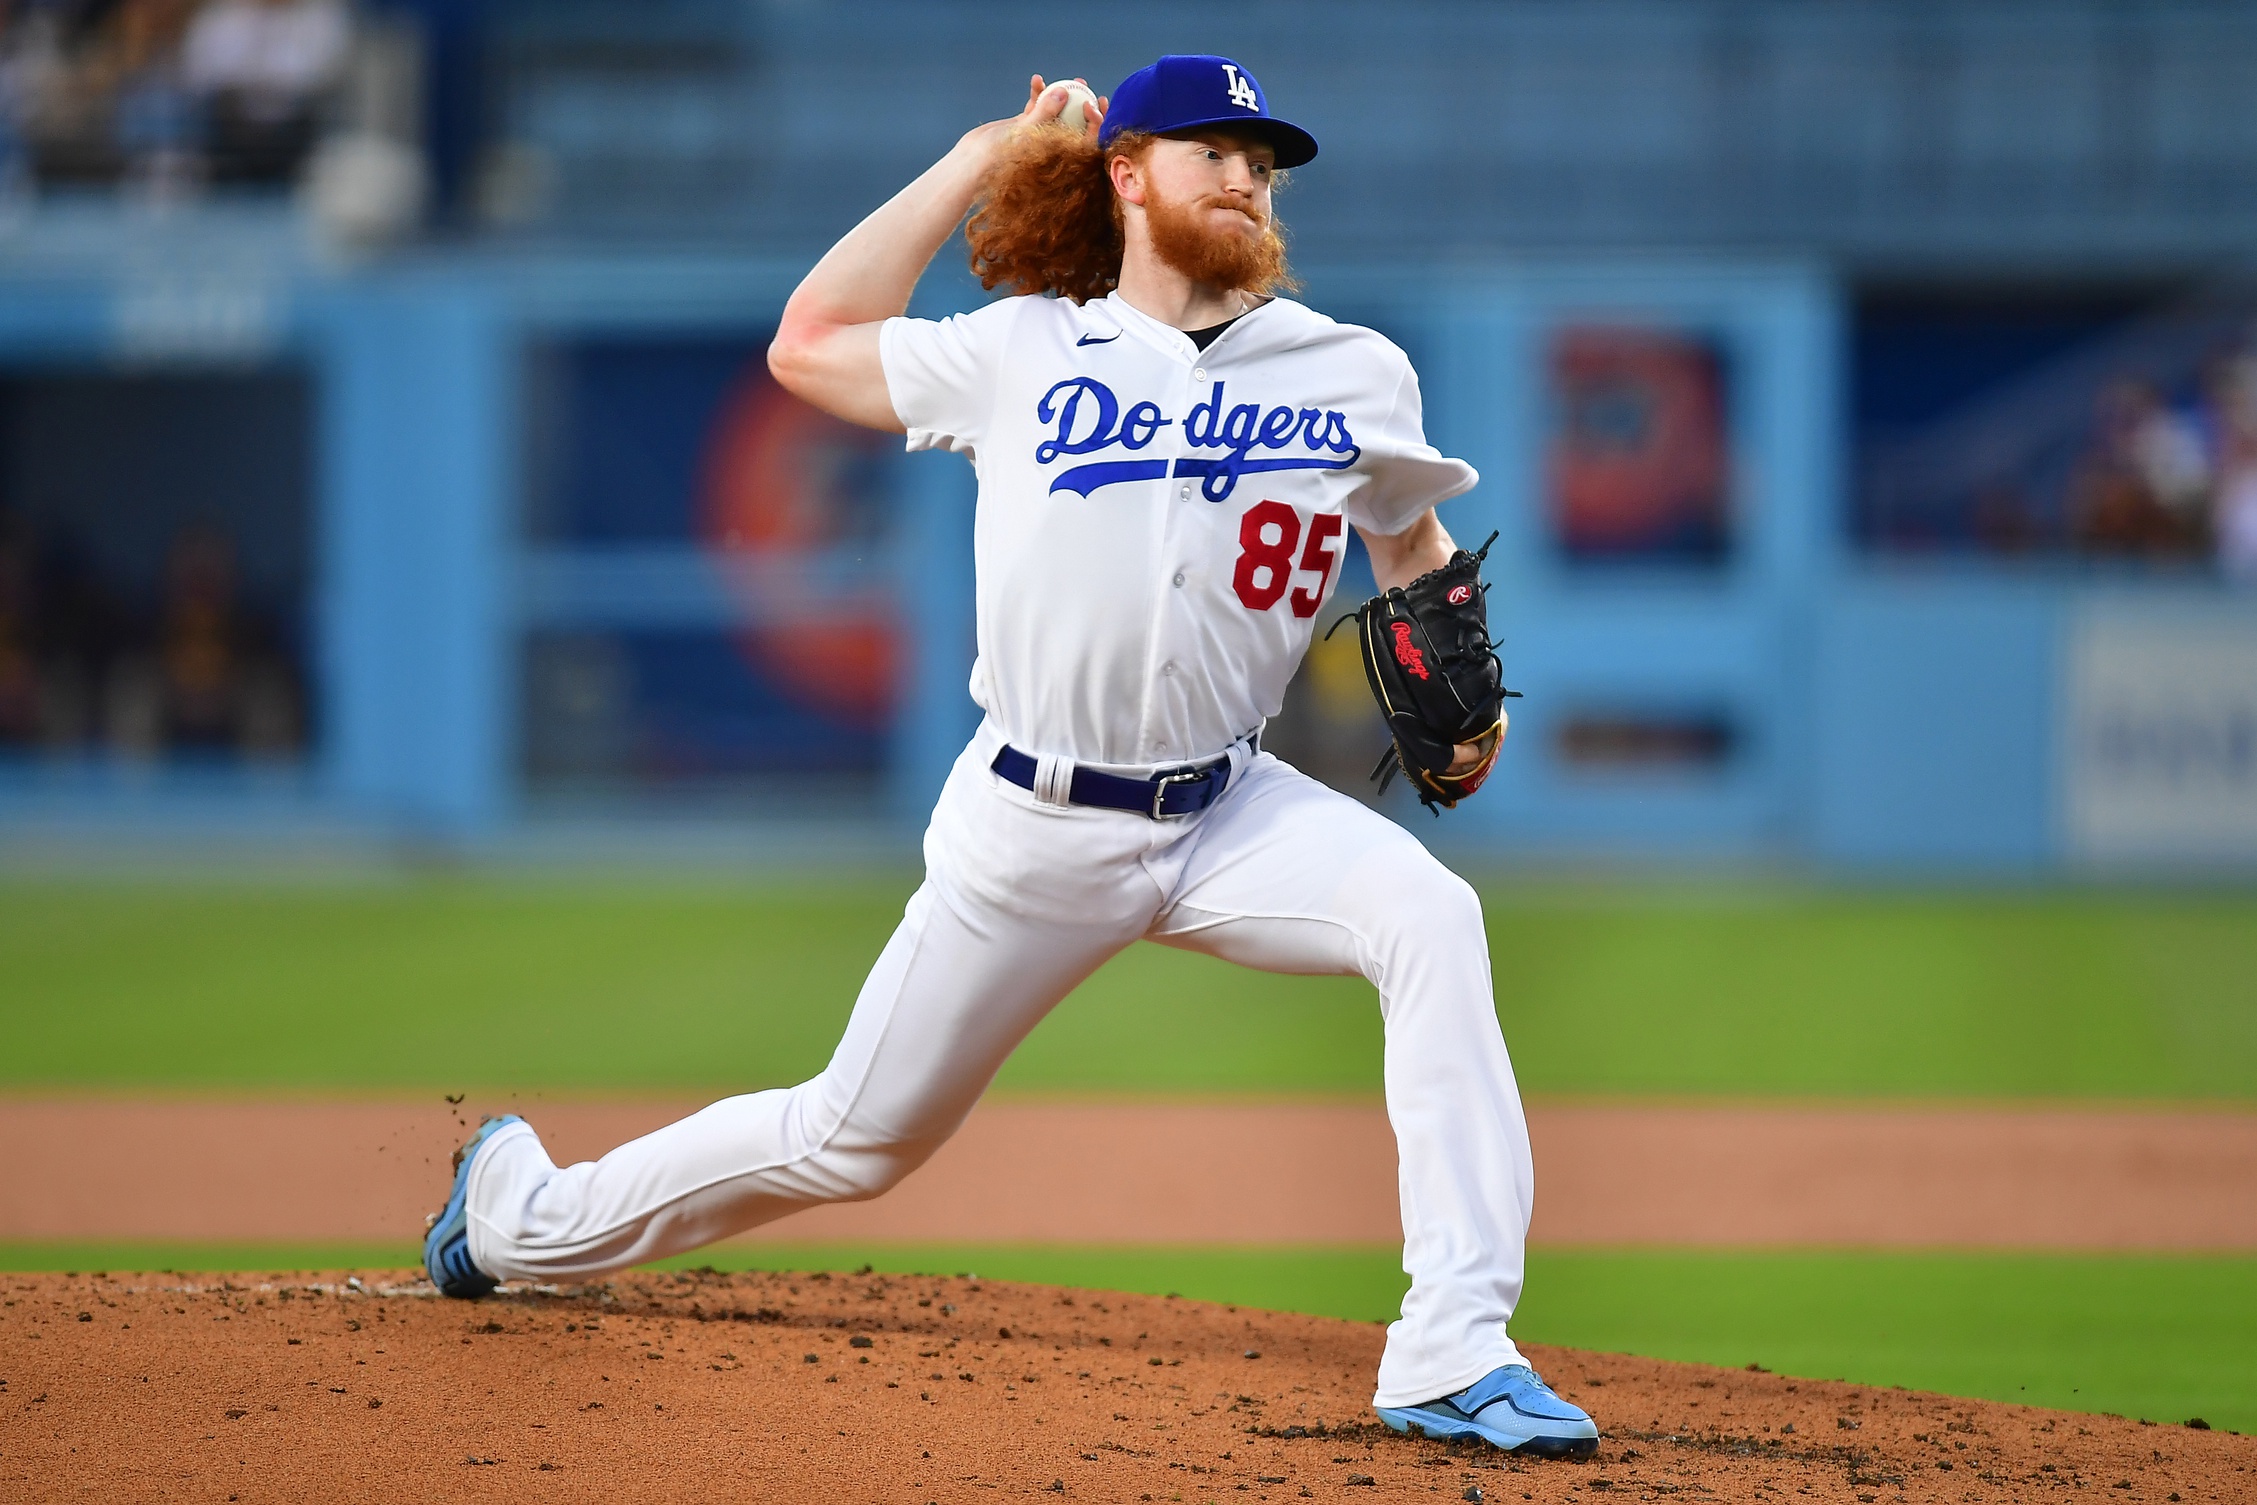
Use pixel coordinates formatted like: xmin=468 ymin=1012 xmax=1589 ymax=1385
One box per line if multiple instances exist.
xmin=880 ymin=291 xmax=1477 ymax=769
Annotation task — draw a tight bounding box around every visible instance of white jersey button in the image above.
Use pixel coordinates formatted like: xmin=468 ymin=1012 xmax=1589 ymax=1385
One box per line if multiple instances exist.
xmin=1172 ymin=571 xmax=1185 ymax=587
xmin=1162 ymin=661 xmax=1176 ymax=675
xmin=1178 ymin=484 xmax=1191 ymax=500
xmin=1192 ymin=368 xmax=1208 ymax=382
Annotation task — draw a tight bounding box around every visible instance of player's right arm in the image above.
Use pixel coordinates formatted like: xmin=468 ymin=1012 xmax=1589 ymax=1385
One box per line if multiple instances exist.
xmin=767 ymin=76 xmax=1102 ymax=431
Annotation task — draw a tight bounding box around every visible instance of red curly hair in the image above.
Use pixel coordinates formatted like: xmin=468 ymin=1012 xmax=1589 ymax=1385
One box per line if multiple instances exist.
xmin=965 ymin=125 xmax=1296 ymax=304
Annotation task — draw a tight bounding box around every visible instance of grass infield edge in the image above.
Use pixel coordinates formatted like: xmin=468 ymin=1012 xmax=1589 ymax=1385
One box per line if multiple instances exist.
xmin=2 ymin=1241 xmax=2248 ymax=1435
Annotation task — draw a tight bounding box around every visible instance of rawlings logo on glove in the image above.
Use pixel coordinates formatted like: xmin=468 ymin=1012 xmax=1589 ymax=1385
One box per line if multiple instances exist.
xmin=1390 ymin=622 xmax=1429 ymax=679
xmin=1327 ymin=531 xmax=1518 ymax=814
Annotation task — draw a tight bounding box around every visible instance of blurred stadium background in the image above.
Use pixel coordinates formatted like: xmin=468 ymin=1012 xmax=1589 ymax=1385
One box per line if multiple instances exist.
xmin=0 ymin=0 xmax=2252 ymax=1434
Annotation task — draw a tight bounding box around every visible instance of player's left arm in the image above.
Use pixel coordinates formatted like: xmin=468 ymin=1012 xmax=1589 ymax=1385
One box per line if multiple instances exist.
xmin=1357 ymin=508 xmax=1456 ymax=593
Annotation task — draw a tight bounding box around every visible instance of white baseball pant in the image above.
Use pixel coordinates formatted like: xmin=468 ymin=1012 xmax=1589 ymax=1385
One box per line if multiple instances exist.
xmin=465 ymin=721 xmax=1537 ymax=1408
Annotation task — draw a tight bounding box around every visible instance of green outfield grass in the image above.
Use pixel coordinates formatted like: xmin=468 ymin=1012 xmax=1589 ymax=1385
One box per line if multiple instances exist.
xmin=4 ymin=1241 xmax=2247 ymax=1435
xmin=1 ymin=877 xmax=2251 ymax=1098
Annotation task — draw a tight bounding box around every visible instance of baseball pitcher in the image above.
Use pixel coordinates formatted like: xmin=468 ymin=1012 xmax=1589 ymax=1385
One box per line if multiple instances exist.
xmin=424 ymin=55 xmax=1596 ymax=1458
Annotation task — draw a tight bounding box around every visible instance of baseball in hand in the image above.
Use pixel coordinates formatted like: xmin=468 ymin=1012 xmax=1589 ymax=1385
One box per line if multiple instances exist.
xmin=1053 ymin=80 xmax=1097 ymax=134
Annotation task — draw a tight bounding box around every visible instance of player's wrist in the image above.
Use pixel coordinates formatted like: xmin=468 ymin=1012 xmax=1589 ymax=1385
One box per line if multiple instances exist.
xmin=953 ymin=78 xmax=1099 ymax=178
xmin=953 ymin=121 xmax=1004 ymax=161
xmin=937 ymin=125 xmax=1012 ymax=209
xmin=954 ymin=110 xmax=1025 ymax=169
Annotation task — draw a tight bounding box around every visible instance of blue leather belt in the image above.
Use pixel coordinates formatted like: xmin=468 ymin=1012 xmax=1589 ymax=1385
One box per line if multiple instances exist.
xmin=991 ymin=738 xmax=1250 ymax=820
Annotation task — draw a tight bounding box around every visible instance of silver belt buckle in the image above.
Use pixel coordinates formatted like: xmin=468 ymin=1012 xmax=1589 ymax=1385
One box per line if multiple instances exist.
xmin=1150 ymin=768 xmax=1203 ymax=819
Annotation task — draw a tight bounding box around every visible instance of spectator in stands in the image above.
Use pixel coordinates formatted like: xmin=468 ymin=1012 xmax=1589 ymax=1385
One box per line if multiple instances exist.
xmin=0 ymin=513 xmax=38 ymax=744
xmin=0 ymin=2 xmax=40 ymax=196
xmin=2210 ymin=345 xmax=2257 ymax=583
xmin=181 ymin=0 xmax=345 ymax=184
xmin=2070 ymin=381 xmax=2209 ymax=558
xmin=5 ymin=0 xmax=119 ymax=183
xmin=109 ymin=0 xmax=198 ymax=194
xmin=105 ymin=524 xmax=298 ymax=759
xmin=0 ymin=511 xmax=104 ymax=750
xmin=0 ymin=0 xmax=199 ymax=188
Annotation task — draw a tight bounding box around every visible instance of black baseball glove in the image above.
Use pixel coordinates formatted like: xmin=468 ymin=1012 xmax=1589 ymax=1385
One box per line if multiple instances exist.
xmin=1327 ymin=531 xmax=1517 ymax=813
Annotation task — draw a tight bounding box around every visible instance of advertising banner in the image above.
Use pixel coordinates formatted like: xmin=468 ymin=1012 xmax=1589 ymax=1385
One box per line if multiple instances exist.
xmin=2065 ymin=606 xmax=2257 ymax=863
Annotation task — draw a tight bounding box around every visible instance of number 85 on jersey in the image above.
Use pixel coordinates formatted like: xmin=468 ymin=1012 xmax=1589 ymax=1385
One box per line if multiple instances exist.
xmin=1233 ymin=499 xmax=1344 ymax=617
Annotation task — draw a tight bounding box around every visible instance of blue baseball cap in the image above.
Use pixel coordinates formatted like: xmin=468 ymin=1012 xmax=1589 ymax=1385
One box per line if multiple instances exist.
xmin=1099 ymin=54 xmax=1318 ymax=168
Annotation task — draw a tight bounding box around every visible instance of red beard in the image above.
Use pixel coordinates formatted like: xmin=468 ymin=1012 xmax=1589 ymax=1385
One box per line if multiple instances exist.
xmin=1142 ymin=188 xmax=1292 ymax=294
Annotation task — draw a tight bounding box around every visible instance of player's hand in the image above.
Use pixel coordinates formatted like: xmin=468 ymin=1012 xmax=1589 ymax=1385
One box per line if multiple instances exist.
xmin=1018 ymin=75 xmax=1106 ymax=139
xmin=965 ymin=76 xmax=1106 ymax=158
xmin=1447 ymin=716 xmax=1507 ymax=776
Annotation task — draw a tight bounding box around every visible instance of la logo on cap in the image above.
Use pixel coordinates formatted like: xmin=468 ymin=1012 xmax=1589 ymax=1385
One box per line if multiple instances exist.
xmin=1099 ymin=55 xmax=1319 ymax=167
xmin=1222 ymin=63 xmax=1259 ymax=111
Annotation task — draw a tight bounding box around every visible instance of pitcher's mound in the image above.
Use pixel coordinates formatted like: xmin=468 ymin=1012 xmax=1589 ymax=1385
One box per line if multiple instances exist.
xmin=2 ymin=1268 xmax=2244 ymax=1502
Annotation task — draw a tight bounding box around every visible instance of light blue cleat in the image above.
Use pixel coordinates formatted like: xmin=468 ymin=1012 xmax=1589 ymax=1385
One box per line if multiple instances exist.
xmin=1376 ymin=1364 xmax=1600 ymax=1459
xmin=422 ymin=1115 xmax=523 ymax=1299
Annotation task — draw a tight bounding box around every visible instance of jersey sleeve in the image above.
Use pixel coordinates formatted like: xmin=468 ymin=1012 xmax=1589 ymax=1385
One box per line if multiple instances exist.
xmin=878 ymin=297 xmax=1025 ymax=456
xmin=1341 ymin=351 xmax=1479 ymax=536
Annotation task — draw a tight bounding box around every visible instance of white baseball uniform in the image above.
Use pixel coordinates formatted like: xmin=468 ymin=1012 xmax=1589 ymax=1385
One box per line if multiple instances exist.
xmin=464 ymin=290 xmax=1540 ymax=1409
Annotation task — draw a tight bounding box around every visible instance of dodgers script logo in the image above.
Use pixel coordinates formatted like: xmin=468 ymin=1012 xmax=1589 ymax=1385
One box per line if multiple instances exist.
xmin=1035 ymin=378 xmax=1360 ymax=502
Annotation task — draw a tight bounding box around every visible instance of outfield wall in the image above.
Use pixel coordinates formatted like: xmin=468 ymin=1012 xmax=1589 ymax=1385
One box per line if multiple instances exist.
xmin=0 ymin=210 xmax=2249 ymax=872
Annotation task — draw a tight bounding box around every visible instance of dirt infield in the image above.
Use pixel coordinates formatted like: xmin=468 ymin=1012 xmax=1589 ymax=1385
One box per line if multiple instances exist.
xmin=5 ymin=1096 xmax=2256 ymax=1249
xmin=2 ymin=1269 xmax=2246 ymax=1504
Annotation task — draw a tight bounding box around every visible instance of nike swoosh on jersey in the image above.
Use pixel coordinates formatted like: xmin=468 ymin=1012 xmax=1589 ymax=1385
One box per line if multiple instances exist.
xmin=1075 ymin=332 xmax=1121 ymax=346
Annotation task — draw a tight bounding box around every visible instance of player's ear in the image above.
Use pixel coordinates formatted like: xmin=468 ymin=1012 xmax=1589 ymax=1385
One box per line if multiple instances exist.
xmin=1108 ymin=148 xmax=1146 ymax=207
